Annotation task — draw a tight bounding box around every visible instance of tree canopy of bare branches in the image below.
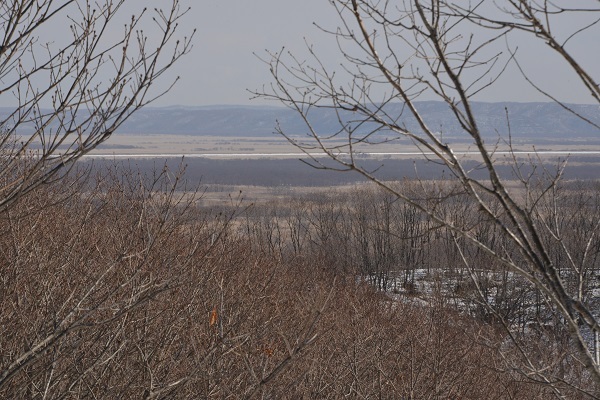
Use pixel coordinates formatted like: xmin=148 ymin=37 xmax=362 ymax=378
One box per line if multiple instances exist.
xmin=0 ymin=0 xmax=194 ymax=210
xmin=256 ymin=0 xmax=600 ymax=395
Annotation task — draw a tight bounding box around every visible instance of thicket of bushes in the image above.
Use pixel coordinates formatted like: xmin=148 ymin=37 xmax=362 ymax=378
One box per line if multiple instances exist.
xmin=0 ymin=165 xmax=597 ymax=398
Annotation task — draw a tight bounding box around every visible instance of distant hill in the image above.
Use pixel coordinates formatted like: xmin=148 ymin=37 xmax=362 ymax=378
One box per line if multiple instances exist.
xmin=1 ymin=102 xmax=598 ymax=139
xmin=116 ymin=102 xmax=600 ymax=140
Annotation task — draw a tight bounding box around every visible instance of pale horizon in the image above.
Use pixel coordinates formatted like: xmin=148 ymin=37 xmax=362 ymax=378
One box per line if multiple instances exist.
xmin=0 ymin=1 xmax=597 ymax=108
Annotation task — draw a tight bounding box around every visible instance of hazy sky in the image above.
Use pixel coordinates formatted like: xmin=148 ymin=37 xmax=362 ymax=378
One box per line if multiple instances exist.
xmin=6 ymin=1 xmax=600 ymax=107
xmin=170 ymin=0 xmax=341 ymax=106
xmin=156 ymin=0 xmax=598 ymax=106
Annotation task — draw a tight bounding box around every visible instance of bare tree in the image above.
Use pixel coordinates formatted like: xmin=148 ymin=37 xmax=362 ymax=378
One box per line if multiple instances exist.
xmin=0 ymin=0 xmax=197 ymax=393
xmin=256 ymin=0 xmax=600 ymax=394
xmin=0 ymin=0 xmax=194 ymax=210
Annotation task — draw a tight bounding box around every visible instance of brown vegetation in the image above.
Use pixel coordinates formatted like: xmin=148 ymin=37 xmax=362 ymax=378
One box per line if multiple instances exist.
xmin=255 ymin=0 xmax=600 ymax=393
xmin=0 ymin=162 xmax=598 ymax=398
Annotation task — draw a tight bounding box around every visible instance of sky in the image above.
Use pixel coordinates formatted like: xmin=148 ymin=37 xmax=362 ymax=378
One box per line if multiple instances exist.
xmin=4 ymin=1 xmax=599 ymax=107
xmin=171 ymin=0 xmax=341 ymax=106
xmin=158 ymin=0 xmax=598 ymax=106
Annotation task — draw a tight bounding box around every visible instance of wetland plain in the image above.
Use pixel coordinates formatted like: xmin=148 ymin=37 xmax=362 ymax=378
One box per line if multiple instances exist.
xmin=82 ymin=132 xmax=600 ymax=205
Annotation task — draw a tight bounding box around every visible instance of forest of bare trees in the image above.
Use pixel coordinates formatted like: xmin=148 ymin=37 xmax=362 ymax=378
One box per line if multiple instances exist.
xmin=2 ymin=164 xmax=599 ymax=398
xmin=1 ymin=0 xmax=600 ymax=398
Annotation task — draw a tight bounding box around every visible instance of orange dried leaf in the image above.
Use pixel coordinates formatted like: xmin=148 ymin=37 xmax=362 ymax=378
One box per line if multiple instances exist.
xmin=209 ymin=308 xmax=218 ymax=326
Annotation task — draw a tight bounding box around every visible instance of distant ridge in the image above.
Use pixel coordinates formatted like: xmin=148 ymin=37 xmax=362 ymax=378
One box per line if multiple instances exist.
xmin=1 ymin=102 xmax=598 ymax=138
xmin=117 ymin=102 xmax=600 ymax=138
